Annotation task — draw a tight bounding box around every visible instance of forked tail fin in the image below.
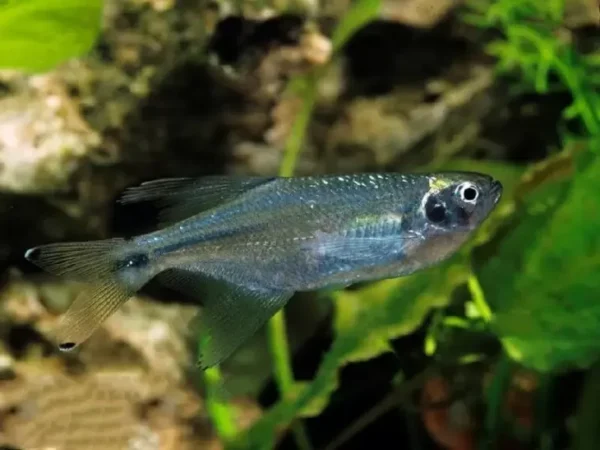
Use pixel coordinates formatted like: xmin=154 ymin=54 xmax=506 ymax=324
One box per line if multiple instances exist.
xmin=25 ymin=238 xmax=145 ymax=351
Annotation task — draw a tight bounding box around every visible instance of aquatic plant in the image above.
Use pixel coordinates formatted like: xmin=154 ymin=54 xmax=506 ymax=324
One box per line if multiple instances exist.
xmin=227 ymin=0 xmax=600 ymax=448
xmin=459 ymin=0 xmax=600 ymax=372
xmin=464 ymin=0 xmax=600 ymax=139
xmin=0 ymin=0 xmax=103 ymax=72
xmin=205 ymin=1 xmax=384 ymax=448
xmin=5 ymin=0 xmax=600 ymax=447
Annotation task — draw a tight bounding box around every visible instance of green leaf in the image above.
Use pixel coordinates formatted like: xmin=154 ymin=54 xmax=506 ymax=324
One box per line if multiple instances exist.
xmin=477 ymin=153 xmax=600 ymax=372
xmin=331 ymin=261 xmax=471 ymax=364
xmin=233 ymin=158 xmax=524 ymax=449
xmin=0 ymin=0 xmax=103 ymax=72
xmin=231 ymin=259 xmax=470 ymax=450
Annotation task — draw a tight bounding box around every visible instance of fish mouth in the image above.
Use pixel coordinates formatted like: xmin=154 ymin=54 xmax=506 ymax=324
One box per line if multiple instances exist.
xmin=490 ymin=180 xmax=503 ymax=205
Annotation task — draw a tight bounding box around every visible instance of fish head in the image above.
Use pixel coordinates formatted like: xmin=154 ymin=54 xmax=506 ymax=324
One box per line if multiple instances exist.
xmin=415 ymin=172 xmax=503 ymax=234
xmin=401 ymin=172 xmax=503 ymax=266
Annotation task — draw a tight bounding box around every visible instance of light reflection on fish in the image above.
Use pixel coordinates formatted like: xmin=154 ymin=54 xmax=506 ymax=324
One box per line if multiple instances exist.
xmin=25 ymin=172 xmax=502 ymax=367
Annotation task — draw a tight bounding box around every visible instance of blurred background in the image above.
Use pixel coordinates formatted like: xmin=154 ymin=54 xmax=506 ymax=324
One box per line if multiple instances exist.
xmin=0 ymin=0 xmax=599 ymax=449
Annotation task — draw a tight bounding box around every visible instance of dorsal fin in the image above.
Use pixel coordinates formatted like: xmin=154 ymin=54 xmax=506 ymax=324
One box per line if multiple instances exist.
xmin=117 ymin=175 xmax=277 ymax=226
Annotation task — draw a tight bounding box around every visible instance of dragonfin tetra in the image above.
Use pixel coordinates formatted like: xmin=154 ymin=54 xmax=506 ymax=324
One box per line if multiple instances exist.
xmin=25 ymin=172 xmax=502 ymax=367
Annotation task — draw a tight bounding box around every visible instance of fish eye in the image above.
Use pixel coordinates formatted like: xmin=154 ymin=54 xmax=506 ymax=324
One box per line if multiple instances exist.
xmin=457 ymin=183 xmax=479 ymax=203
xmin=426 ymin=201 xmax=447 ymax=223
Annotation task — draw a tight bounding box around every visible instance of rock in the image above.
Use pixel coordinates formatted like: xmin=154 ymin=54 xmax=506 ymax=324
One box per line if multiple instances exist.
xmin=0 ymin=273 xmax=262 ymax=450
xmin=0 ymin=73 xmax=100 ymax=194
xmin=0 ymin=0 xmax=223 ymax=262
xmin=565 ymin=0 xmax=600 ymax=27
xmin=0 ymin=364 xmax=207 ymax=450
xmin=0 ymin=275 xmax=198 ymax=384
xmin=381 ymin=0 xmax=464 ymax=28
xmin=324 ymin=63 xmax=495 ymax=171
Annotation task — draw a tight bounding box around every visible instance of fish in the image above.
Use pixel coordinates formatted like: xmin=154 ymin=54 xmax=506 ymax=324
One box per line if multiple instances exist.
xmin=24 ymin=172 xmax=502 ymax=368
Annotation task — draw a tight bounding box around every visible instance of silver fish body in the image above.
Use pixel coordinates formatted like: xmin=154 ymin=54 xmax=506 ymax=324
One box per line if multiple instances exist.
xmin=25 ymin=172 xmax=502 ymax=367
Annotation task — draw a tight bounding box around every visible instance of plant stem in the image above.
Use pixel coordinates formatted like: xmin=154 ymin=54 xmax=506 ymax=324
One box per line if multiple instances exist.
xmin=468 ymin=272 xmax=493 ymax=322
xmin=268 ymin=313 xmax=313 ymax=450
xmin=265 ymin=74 xmax=318 ymax=450
xmin=265 ymin=3 xmax=381 ymax=448
xmin=507 ymin=25 xmax=600 ymax=136
xmin=480 ymin=354 xmax=512 ymax=450
xmin=323 ymin=369 xmax=434 ymax=450
xmin=267 ymin=313 xmax=295 ymax=392
xmin=200 ymin=330 xmax=237 ymax=442
xmin=204 ymin=365 xmax=238 ymax=442
xmin=279 ymin=76 xmax=319 ymax=178
xmin=534 ymin=373 xmax=555 ymax=449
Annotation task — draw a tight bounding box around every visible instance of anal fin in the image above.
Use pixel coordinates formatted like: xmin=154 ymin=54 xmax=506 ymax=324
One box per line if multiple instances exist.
xmin=158 ymin=269 xmax=293 ymax=368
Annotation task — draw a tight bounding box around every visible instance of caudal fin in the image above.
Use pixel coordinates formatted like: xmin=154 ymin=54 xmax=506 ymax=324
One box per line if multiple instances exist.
xmin=25 ymin=239 xmax=139 ymax=351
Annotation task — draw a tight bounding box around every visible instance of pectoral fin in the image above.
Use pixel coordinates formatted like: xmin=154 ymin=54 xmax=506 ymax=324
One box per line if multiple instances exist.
xmin=158 ymin=269 xmax=293 ymax=368
xmin=307 ymin=229 xmax=424 ymax=262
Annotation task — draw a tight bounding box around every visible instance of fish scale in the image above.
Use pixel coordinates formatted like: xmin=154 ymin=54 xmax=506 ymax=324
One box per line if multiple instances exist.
xmin=146 ymin=174 xmax=407 ymax=244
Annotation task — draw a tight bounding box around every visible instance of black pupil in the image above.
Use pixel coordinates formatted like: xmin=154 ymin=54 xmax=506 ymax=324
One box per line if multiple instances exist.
xmin=427 ymin=203 xmax=446 ymax=223
xmin=463 ymin=187 xmax=477 ymax=201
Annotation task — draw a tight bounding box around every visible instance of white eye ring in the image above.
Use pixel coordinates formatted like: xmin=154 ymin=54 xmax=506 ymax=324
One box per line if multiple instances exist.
xmin=457 ymin=183 xmax=479 ymax=203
